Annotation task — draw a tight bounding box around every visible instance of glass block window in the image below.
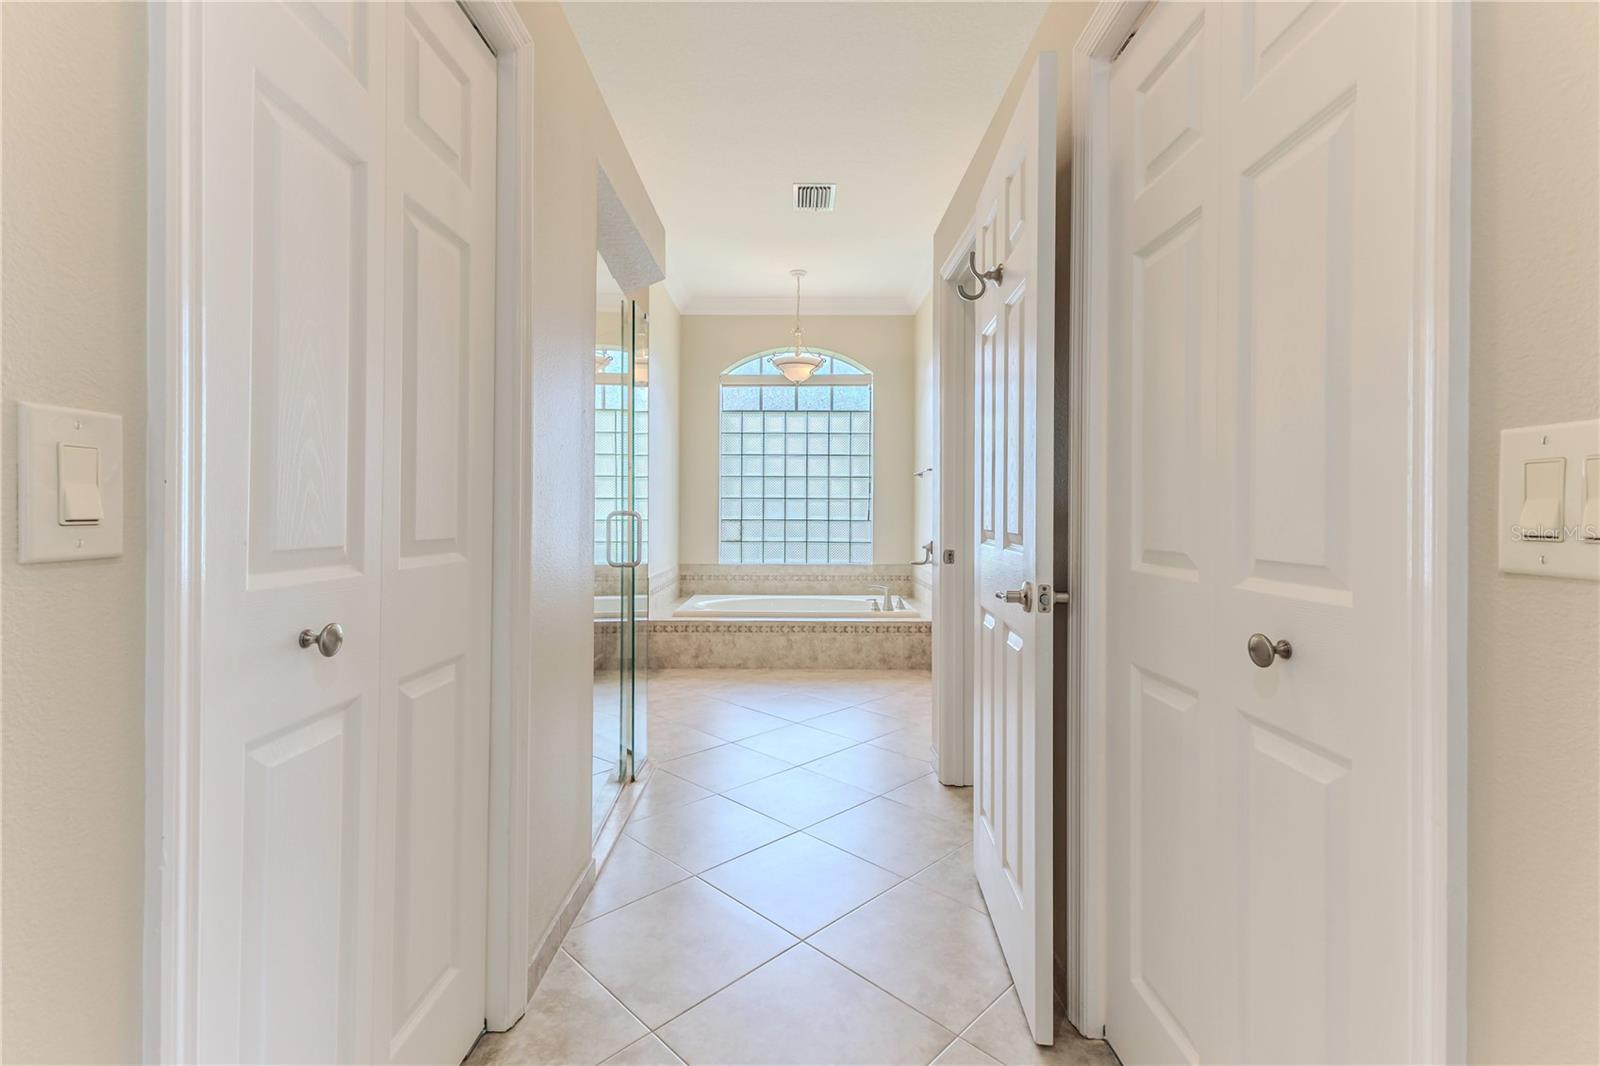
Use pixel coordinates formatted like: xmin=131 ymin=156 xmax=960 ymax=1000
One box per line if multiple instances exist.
xmin=595 ymin=347 xmax=648 ymax=565
xmin=718 ymin=348 xmax=872 ymax=564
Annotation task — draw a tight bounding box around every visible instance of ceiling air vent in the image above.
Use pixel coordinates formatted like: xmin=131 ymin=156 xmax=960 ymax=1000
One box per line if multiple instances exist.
xmin=793 ymin=183 xmax=837 ymax=212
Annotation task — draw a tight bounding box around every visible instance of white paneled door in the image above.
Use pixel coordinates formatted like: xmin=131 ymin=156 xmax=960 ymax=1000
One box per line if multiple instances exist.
xmin=970 ymin=55 xmax=1057 ymax=1045
xmin=1106 ymin=2 xmax=1425 ymax=1063
xmin=197 ymin=4 xmax=496 ymax=1063
xmin=374 ymin=4 xmax=497 ymax=1064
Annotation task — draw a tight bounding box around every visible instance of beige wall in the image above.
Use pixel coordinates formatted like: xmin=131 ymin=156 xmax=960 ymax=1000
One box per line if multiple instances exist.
xmin=513 ymin=0 xmax=665 ymax=992
xmin=679 ymin=314 xmax=919 ymax=565
xmin=1468 ymin=4 xmax=1600 ymax=1062
xmin=647 ymin=284 xmax=682 ymax=606
xmin=1 ymin=3 xmax=149 ymax=1062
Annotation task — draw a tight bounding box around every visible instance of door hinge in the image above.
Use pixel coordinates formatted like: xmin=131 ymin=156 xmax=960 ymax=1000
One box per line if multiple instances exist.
xmin=1112 ymin=26 xmax=1137 ymax=60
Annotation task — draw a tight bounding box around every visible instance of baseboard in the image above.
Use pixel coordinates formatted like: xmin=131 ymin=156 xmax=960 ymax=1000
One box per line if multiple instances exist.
xmin=523 ymin=857 xmax=597 ymax=1007
xmin=520 ymin=764 xmax=655 ymax=1007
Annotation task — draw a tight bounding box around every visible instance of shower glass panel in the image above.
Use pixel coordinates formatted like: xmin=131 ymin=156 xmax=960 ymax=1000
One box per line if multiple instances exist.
xmin=626 ymin=303 xmax=650 ymax=774
xmin=593 ymin=256 xmax=648 ymax=839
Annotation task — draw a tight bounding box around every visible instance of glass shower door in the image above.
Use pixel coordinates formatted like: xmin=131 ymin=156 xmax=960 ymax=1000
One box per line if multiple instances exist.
xmin=621 ymin=299 xmax=650 ymax=775
xmin=594 ymin=285 xmax=625 ymax=836
xmin=595 ymin=278 xmax=649 ymax=839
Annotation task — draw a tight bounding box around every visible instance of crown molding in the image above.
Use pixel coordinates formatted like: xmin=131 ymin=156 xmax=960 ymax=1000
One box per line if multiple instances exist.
xmin=682 ymin=293 xmax=920 ymax=316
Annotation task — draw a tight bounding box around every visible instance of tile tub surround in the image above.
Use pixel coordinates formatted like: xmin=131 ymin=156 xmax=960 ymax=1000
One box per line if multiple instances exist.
xmin=679 ymin=564 xmax=916 ymax=598
xmin=648 ymin=619 xmax=931 ymax=671
xmin=469 ymin=669 xmax=1116 ymax=1066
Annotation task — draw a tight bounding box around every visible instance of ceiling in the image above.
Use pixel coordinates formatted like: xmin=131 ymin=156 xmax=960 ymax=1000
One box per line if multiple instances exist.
xmin=565 ymin=2 xmax=1047 ymax=315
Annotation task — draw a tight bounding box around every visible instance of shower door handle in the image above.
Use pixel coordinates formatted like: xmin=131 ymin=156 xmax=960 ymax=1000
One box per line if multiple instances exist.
xmin=605 ymin=510 xmax=643 ymax=569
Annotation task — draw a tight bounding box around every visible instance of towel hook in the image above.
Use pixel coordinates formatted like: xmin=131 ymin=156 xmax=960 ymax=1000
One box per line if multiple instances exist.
xmin=956 ymin=250 xmax=1003 ymax=302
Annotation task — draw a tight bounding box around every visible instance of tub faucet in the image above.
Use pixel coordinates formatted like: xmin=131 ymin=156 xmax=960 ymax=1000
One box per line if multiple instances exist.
xmin=866 ymin=584 xmax=893 ymax=612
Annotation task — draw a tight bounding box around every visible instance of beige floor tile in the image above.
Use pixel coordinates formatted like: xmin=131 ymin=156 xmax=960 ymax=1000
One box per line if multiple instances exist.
xmin=661 ymin=698 xmax=790 ymax=742
xmin=735 ymin=723 xmax=858 ymax=764
xmin=931 ymin=1037 xmax=1004 ymax=1065
xmin=657 ymin=944 xmax=956 ymax=1066
xmin=722 ymin=766 xmax=877 ymax=828
xmin=811 ymin=674 xmax=924 ymax=700
xmin=870 ymin=725 xmax=936 ymax=760
xmin=700 ymin=833 xmax=900 ymax=937
xmin=807 ymin=798 xmax=969 ymax=876
xmin=721 ymin=687 xmax=856 ymax=721
xmin=629 ymin=771 xmax=713 ymax=821
xmin=810 ymin=881 xmax=1012 ymax=1034
xmin=647 ymin=720 xmax=725 ymax=761
xmin=624 ymin=795 xmax=791 ymax=872
xmin=858 ymin=692 xmax=935 ymax=721
xmin=564 ymin=879 xmax=796 ymax=1030
xmin=578 ymin=836 xmax=692 ymax=925
xmin=910 ymin=844 xmax=986 ymax=913
xmin=961 ymin=987 xmax=1119 ymax=1065
xmin=884 ymin=773 xmax=973 ymax=826
xmin=602 ymin=1035 xmax=685 ymax=1065
xmin=808 ymin=745 xmax=939 ymax=794
xmin=465 ymin=951 xmax=645 ymax=1065
xmin=661 ymin=744 xmax=792 ymax=792
xmin=808 ymin=705 xmax=907 ymax=741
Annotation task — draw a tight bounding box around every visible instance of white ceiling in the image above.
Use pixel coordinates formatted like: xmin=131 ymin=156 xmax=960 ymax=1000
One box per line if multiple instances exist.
xmin=565 ymin=2 xmax=1047 ymax=315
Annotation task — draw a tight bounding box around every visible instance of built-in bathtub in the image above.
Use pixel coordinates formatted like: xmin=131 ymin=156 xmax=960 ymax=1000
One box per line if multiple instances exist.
xmin=674 ymin=593 xmax=921 ymax=620
xmin=593 ymin=594 xmax=650 ymax=621
xmin=643 ymin=590 xmax=929 ymax=670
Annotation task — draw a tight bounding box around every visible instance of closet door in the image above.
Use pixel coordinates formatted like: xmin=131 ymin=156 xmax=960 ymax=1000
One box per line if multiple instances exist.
xmin=372 ymin=3 xmax=499 ymax=1063
xmin=196 ymin=4 xmax=388 ymax=1061
xmin=1105 ymin=2 xmax=1434 ymax=1062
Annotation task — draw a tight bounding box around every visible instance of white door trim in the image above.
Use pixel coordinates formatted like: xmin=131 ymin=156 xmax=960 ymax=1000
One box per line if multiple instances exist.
xmin=931 ymin=229 xmax=978 ymax=787
xmin=1063 ymin=3 xmax=1471 ymax=1059
xmin=144 ymin=3 xmax=537 ymax=1057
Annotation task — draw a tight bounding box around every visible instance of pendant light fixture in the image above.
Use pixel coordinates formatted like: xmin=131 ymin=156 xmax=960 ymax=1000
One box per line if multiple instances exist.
xmin=769 ymin=269 xmax=824 ymax=383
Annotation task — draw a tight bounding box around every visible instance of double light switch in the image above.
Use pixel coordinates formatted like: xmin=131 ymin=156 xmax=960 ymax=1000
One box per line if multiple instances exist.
xmin=1499 ymin=418 xmax=1600 ymax=580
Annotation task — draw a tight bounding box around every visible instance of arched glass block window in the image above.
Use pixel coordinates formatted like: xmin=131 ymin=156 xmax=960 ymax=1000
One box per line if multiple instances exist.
xmin=718 ymin=348 xmax=872 ymax=564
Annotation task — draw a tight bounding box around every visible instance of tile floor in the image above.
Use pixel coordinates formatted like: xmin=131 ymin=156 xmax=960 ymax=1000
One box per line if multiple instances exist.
xmin=471 ymin=669 xmax=1115 ymax=1066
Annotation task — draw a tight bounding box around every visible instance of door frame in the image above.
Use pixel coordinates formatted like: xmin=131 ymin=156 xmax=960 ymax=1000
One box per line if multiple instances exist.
xmin=144 ymin=3 xmax=537 ymax=1058
xmin=931 ymin=230 xmax=979 ymax=787
xmin=1063 ymin=2 xmax=1471 ymax=1060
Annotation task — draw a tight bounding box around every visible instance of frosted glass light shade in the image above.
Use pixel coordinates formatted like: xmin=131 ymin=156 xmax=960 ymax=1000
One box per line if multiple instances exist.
xmin=770 ymin=350 xmax=823 ymax=383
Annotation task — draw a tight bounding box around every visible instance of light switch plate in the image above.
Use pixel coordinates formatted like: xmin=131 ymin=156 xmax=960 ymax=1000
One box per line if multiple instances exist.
xmin=1498 ymin=418 xmax=1600 ymax=580
xmin=17 ymin=402 xmax=124 ymax=563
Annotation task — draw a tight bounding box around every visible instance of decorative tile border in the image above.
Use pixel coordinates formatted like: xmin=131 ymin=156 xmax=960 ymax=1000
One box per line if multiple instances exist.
xmin=647 ymin=620 xmax=928 ymax=635
xmin=647 ymin=619 xmax=929 ymax=671
xmin=679 ymin=564 xmax=915 ymax=597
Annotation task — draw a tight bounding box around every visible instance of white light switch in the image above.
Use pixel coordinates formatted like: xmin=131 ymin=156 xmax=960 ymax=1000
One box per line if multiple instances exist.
xmin=1499 ymin=419 xmax=1600 ymax=580
xmin=1516 ymin=457 xmax=1565 ymax=541
xmin=17 ymin=402 xmax=123 ymax=563
xmin=57 ymin=443 xmax=103 ymax=525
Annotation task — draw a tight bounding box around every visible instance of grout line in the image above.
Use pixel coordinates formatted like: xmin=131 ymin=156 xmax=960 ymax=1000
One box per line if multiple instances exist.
xmin=552 ymin=947 xmax=662 ymax=1053
xmin=957 ymin=983 xmax=1017 ymax=1042
xmin=583 ymin=672 xmax=951 ymax=1052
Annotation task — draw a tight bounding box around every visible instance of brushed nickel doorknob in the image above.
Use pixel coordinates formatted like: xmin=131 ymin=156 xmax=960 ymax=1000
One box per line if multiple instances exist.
xmin=299 ymin=622 xmax=345 ymax=658
xmin=994 ymin=582 xmax=1033 ymax=612
xmin=1247 ymin=633 xmax=1292 ymax=668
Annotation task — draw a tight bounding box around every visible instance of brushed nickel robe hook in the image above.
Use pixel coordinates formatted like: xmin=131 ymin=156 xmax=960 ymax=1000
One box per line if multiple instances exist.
xmin=957 ymin=250 xmax=1003 ymax=301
